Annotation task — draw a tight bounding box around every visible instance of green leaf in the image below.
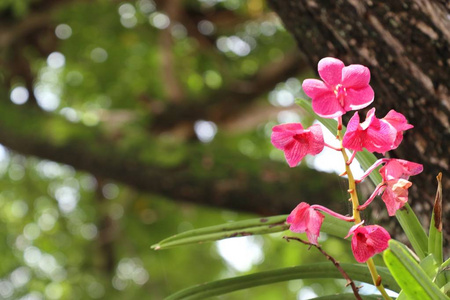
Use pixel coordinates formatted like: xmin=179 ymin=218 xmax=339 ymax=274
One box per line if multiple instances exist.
xmin=429 ymin=173 xmax=443 ymax=263
xmin=297 ymin=98 xmax=429 ymax=259
xmin=165 ymin=262 xmax=399 ymax=299
xmin=395 ymin=204 xmax=428 ymax=259
xmin=420 ymin=254 xmax=439 ymax=279
xmin=152 ymin=213 xmax=351 ymax=250
xmin=152 ymin=214 xmax=288 ymax=250
xmin=383 ymin=240 xmax=448 ymax=299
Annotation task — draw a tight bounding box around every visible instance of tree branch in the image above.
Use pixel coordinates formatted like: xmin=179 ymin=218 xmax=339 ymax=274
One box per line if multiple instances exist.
xmin=0 ymin=100 xmax=345 ymax=216
xmin=151 ymin=51 xmax=307 ymax=132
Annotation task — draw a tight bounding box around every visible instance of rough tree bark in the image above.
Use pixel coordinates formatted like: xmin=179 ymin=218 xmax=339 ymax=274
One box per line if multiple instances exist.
xmin=268 ymin=0 xmax=450 ymax=243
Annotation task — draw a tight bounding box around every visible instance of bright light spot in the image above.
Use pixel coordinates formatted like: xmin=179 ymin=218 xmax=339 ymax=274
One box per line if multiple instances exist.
xmin=227 ymin=36 xmax=251 ymax=56
xmin=38 ymin=254 xmax=58 ymax=275
xmin=0 ymin=144 xmax=8 ymax=161
xmin=15 ymin=235 xmax=30 ymax=251
xmin=277 ymin=110 xmax=301 ymax=123
xmin=54 ymin=186 xmax=79 ymax=213
xmin=216 ymin=236 xmax=264 ymax=272
xmin=204 ymin=70 xmax=222 ymax=89
xmin=116 ymin=258 xmax=149 ymax=285
xmin=81 ymin=111 xmax=99 ymax=127
xmin=308 ymin=122 xmax=364 ymax=177
xmin=0 ymin=280 xmax=14 ymax=299
xmin=10 ymin=86 xmax=29 ymax=105
xmin=80 ymin=175 xmax=97 ymax=191
xmin=80 ymin=223 xmax=98 ymax=240
xmin=45 ymin=282 xmax=63 ymax=300
xmin=149 ymin=12 xmax=170 ymax=29
xmin=102 ymin=183 xmax=119 ymax=199
xmin=24 ymin=246 xmax=42 ymax=266
xmin=194 ymin=120 xmax=217 ymax=143
xmin=138 ymin=0 xmax=155 ymax=14
xmin=11 ymin=200 xmax=28 ymax=218
xmin=47 ymin=52 xmax=65 ymax=69
xmin=297 ymin=287 xmax=317 ymax=299
xmin=216 ymin=36 xmax=228 ymax=52
xmin=198 ymin=20 xmax=215 ymax=35
xmin=10 ymin=267 xmax=31 ymax=288
xmin=260 ymin=21 xmax=277 ymax=36
xmin=216 ymin=35 xmax=251 ymax=56
xmin=112 ymin=276 xmax=128 ymax=290
xmin=9 ymin=164 xmax=25 ymax=180
xmin=60 ymin=107 xmax=80 ymax=123
xmin=38 ymin=210 xmax=58 ymax=231
xmin=55 ymin=24 xmax=72 ymax=39
xmin=23 ymin=223 xmax=41 ymax=240
xmin=118 ymin=3 xmax=136 ymax=17
xmin=276 ymin=90 xmax=295 ymax=107
xmin=34 ymin=85 xmax=60 ymax=111
xmin=358 ymin=283 xmax=399 ymax=298
xmin=36 ymin=160 xmax=64 ymax=178
xmin=90 ymin=47 xmax=108 ymax=63
xmin=286 ymin=77 xmax=301 ymax=93
xmin=171 ymin=23 xmax=187 ymax=39
xmin=121 ymin=15 xmax=137 ymax=28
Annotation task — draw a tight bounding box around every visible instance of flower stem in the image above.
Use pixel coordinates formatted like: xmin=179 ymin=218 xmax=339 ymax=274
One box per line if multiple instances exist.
xmin=366 ymin=258 xmax=392 ymax=299
xmin=337 ymin=127 xmax=391 ymax=300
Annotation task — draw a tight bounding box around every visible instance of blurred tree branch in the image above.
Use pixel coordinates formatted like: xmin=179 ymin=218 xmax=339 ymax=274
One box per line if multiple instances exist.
xmin=0 ymin=100 xmax=345 ymax=216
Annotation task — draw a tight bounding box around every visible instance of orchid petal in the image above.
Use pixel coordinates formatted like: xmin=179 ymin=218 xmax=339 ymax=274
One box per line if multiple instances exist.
xmin=302 ymin=79 xmax=330 ymax=99
xmin=311 ymin=91 xmax=346 ymax=118
xmin=342 ymin=64 xmax=371 ymax=88
xmin=318 ymin=57 xmax=344 ymax=86
xmin=344 ymin=86 xmax=374 ymax=111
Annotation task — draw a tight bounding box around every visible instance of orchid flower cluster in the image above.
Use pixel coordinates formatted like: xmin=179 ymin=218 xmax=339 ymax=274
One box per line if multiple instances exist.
xmin=271 ymin=57 xmax=423 ymax=264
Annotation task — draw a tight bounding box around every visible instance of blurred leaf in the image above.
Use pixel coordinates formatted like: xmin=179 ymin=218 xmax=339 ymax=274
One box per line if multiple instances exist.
xmin=166 ymin=262 xmax=399 ymax=299
xmin=153 ymin=213 xmax=352 ymax=250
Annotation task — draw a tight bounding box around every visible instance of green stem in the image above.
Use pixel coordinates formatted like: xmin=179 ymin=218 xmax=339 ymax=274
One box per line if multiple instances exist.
xmin=337 ymin=125 xmax=392 ymax=300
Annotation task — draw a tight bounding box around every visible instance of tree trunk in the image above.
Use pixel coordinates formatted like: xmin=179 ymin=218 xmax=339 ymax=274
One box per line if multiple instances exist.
xmin=268 ymin=0 xmax=450 ymax=245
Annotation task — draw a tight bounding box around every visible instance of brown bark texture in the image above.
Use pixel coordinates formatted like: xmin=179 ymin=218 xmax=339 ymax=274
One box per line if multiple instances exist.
xmin=268 ymin=0 xmax=450 ymax=244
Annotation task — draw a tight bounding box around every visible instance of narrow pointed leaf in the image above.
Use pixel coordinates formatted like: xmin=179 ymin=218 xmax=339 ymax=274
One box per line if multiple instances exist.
xmin=166 ymin=263 xmax=399 ymax=299
xmin=383 ymin=240 xmax=448 ymax=299
xmin=420 ymin=254 xmax=439 ymax=280
xmin=152 ymin=213 xmax=351 ymax=250
xmin=297 ymin=98 xmax=429 ymax=258
xmin=395 ymin=204 xmax=428 ymax=259
xmin=429 ymin=172 xmax=443 ymax=263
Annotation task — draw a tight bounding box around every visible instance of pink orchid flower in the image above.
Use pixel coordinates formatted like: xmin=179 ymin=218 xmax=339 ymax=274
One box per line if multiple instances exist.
xmin=345 ymin=222 xmax=390 ymax=263
xmin=379 ymin=159 xmax=423 ymax=215
xmin=302 ymin=57 xmax=374 ymax=118
xmin=286 ymin=202 xmax=324 ymax=245
xmin=271 ymin=123 xmax=324 ymax=167
xmin=342 ymin=108 xmax=412 ymax=153
xmin=383 ymin=110 xmax=414 ymax=148
xmin=358 ymin=159 xmax=423 ymax=215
